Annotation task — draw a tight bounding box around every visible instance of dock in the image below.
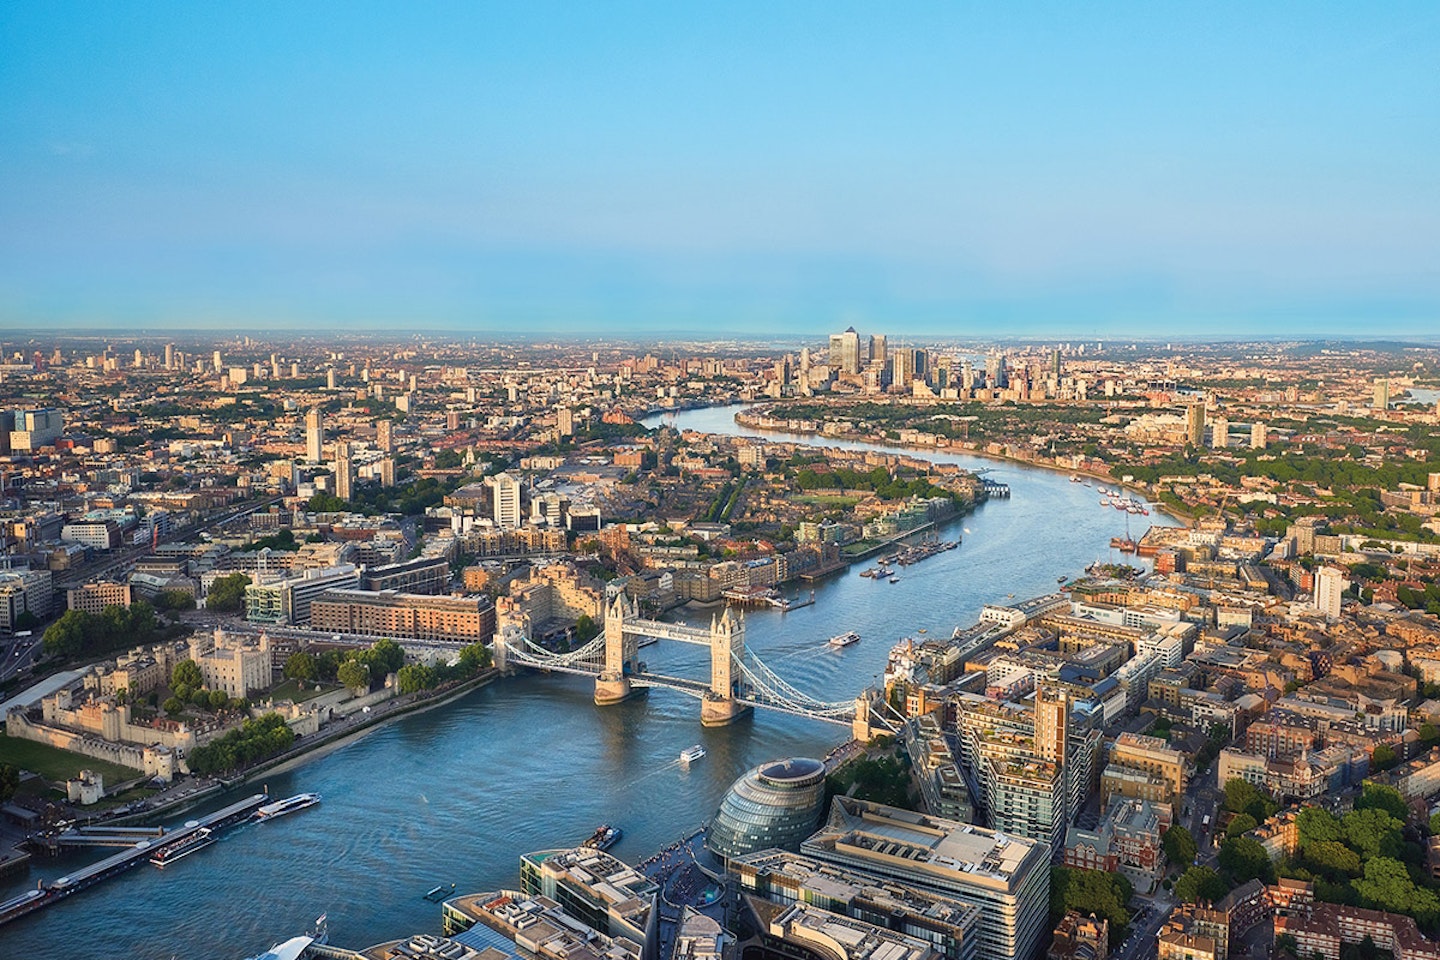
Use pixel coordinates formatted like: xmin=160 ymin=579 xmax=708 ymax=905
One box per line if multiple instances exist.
xmin=38 ymin=824 xmax=167 ymax=851
xmin=720 ymin=588 xmax=815 ymax=611
xmin=0 ymin=793 xmax=269 ymax=928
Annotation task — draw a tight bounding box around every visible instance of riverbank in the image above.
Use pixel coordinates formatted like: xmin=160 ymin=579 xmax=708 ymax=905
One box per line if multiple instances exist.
xmin=245 ymin=670 xmax=498 ymax=783
xmin=728 ymin=403 xmax=1192 ymax=528
xmin=109 ymin=670 xmax=500 ymax=826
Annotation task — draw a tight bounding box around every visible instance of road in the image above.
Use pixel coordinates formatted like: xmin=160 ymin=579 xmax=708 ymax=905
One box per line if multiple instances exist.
xmin=54 ymin=493 xmax=286 ymax=590
xmin=1116 ymin=893 xmax=1177 ymax=960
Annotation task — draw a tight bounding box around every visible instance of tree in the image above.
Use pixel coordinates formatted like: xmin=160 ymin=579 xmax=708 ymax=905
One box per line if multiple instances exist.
xmin=1341 ymin=807 xmax=1403 ymax=860
xmin=283 ymin=652 xmax=317 ymax=683
xmin=1049 ymin=867 xmax=1132 ymax=947
xmin=1355 ymin=781 xmax=1408 ymax=822
xmin=1297 ymin=806 xmax=1344 ymax=845
xmin=1163 ymin=825 xmax=1198 ymax=866
xmin=207 ymin=573 xmax=251 ymax=613
xmin=208 ymin=689 xmax=229 ymax=711
xmin=1174 ymin=866 xmax=1229 ymax=904
xmin=0 ymin=763 xmax=18 ymax=804
xmin=457 ymin=642 xmax=492 ymax=674
xmin=574 ymin=614 xmax=599 ymax=644
xmin=1430 ymin=811 xmax=1440 ymax=837
xmin=1226 ymin=813 xmax=1259 ymax=838
xmin=1223 ymin=778 xmax=1278 ymax=822
xmin=155 ymin=590 xmax=196 ymax=612
xmin=163 ymin=696 xmax=184 ymax=716
xmin=337 ymin=659 xmax=370 ymax=693
xmin=172 ymin=659 xmax=203 ymax=689
xmin=1302 ymin=840 xmax=1362 ymax=879
xmin=1218 ymin=836 xmax=1275 ymax=884
xmin=1352 ymin=857 xmax=1440 ymax=926
xmin=396 ymin=663 xmax=435 ymax=694
xmin=1224 ymin=778 xmax=1261 ymax=814
xmin=1371 ymin=744 xmax=1400 ymax=772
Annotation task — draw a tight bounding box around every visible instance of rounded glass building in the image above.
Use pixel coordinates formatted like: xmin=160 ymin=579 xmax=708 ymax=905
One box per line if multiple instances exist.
xmin=705 ymin=757 xmax=828 ymax=862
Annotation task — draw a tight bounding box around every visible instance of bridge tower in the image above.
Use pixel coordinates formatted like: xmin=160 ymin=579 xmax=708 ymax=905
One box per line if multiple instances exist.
xmin=595 ymin=592 xmax=643 ymax=705
xmin=701 ymin=606 xmax=753 ymax=726
xmin=851 ymin=688 xmax=885 ymax=743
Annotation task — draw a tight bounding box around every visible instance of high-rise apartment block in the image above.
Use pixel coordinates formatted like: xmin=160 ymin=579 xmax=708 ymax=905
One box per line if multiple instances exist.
xmin=1210 ymin=415 xmax=1228 ymax=449
xmin=1250 ymin=422 xmax=1267 ymax=449
xmin=305 ymin=407 xmax=325 ymax=463
xmin=487 ymin=472 xmax=522 ymax=528
xmin=1185 ymin=403 xmax=1205 ymax=447
xmin=333 ymin=441 xmax=353 ymax=501
xmin=1313 ymin=565 xmax=1347 ymax=620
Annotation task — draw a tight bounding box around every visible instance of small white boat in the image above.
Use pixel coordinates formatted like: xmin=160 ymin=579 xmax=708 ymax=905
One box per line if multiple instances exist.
xmin=680 ymin=745 xmax=706 ymax=763
xmin=829 ymin=632 xmax=861 ymax=648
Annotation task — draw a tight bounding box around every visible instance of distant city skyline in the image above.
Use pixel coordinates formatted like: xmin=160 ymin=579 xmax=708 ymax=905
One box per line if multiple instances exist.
xmin=2 ymin=3 xmax=1437 ymax=335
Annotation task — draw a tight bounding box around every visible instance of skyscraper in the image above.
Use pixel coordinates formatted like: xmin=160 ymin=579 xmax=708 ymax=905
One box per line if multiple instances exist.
xmin=869 ymin=334 xmax=887 ymax=366
xmin=1033 ymin=686 xmax=1068 ymax=766
xmin=305 ymin=408 xmax=325 ymax=463
xmin=829 ymin=327 xmax=862 ymax=374
xmin=1373 ymin=378 xmax=1390 ymax=410
xmin=1313 ymin=566 xmax=1347 ymax=620
xmin=890 ymin=350 xmax=914 ymax=390
xmin=375 ymin=419 xmax=393 ymax=453
xmin=1185 ymin=403 xmax=1206 ymax=447
xmin=333 ymin=441 xmax=353 ymax=501
xmin=487 ymin=472 xmax=522 ymax=528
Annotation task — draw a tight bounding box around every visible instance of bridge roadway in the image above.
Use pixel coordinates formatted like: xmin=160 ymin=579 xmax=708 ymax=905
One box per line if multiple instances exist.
xmin=621 ymin=618 xmax=711 ymax=645
xmin=505 ymin=655 xmax=851 ymax=726
xmin=0 ymin=793 xmax=270 ymax=928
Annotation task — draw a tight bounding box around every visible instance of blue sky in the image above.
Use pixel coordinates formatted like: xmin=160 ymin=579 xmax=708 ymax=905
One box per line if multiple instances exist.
xmin=1 ymin=2 xmax=1437 ymax=336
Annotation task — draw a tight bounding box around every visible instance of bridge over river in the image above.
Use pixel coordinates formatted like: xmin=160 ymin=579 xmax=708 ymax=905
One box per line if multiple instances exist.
xmin=494 ymin=592 xmax=896 ymax=738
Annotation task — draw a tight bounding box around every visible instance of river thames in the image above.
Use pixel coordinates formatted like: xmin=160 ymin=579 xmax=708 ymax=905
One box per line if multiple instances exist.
xmin=0 ymin=404 xmax=1177 ymax=960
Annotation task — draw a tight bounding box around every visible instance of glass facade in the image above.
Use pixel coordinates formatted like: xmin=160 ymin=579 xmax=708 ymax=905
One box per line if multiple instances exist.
xmin=706 ymin=757 xmax=828 ymax=862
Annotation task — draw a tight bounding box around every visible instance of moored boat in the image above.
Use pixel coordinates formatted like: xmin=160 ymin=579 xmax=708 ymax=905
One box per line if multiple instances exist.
xmin=149 ymin=827 xmax=215 ymax=867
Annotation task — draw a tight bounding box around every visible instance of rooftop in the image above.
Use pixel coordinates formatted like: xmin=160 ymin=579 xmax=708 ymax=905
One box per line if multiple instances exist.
xmin=806 ymin=797 xmax=1043 ymax=891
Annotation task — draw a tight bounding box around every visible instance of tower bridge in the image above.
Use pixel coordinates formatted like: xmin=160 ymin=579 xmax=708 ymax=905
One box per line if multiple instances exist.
xmin=494 ymin=593 xmax=894 ymax=740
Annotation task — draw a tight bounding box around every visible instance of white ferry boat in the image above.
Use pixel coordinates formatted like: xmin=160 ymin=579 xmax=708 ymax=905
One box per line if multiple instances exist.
xmin=828 ymin=631 xmax=861 ymax=648
xmin=254 ymin=793 xmax=321 ymax=821
xmin=679 ymin=745 xmax=706 ymax=764
xmin=149 ymin=827 xmax=215 ymax=867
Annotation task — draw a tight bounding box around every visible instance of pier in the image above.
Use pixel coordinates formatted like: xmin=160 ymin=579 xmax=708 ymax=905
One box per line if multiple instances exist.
xmin=0 ymin=793 xmax=269 ymax=928
xmin=36 ymin=824 xmax=167 ymax=852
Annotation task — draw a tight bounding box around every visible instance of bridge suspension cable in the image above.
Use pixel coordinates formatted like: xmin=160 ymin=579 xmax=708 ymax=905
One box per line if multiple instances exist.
xmin=503 ymin=632 xmax=607 ymax=669
xmin=731 ymin=650 xmax=855 ymax=720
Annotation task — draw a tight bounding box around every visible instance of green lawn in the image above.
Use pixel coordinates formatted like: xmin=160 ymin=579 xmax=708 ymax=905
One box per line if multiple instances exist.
xmin=268 ymin=679 xmax=340 ymax=703
xmin=0 ymin=733 xmax=144 ymax=785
